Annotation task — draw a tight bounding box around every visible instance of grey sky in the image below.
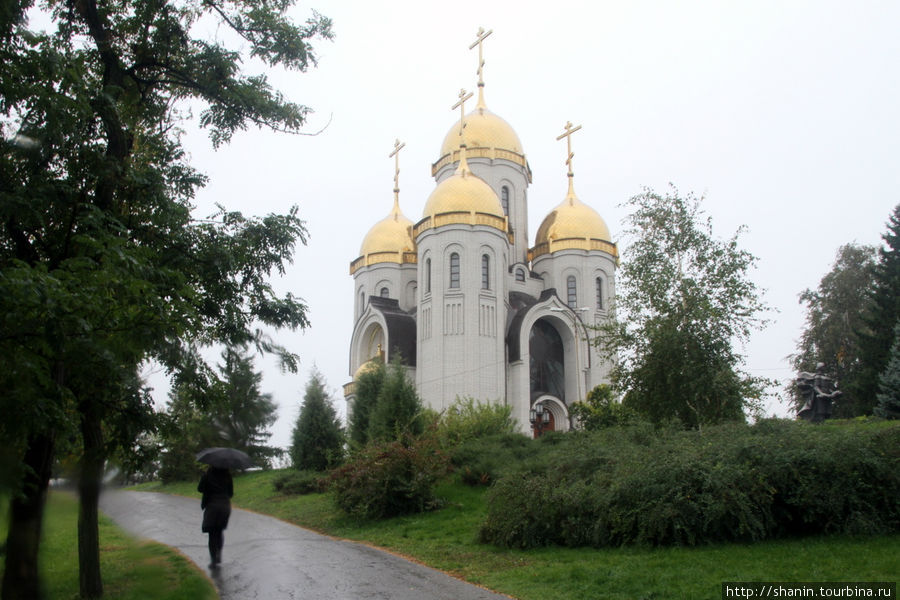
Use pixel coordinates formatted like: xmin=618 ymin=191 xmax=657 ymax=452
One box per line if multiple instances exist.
xmin=157 ymin=0 xmax=899 ymax=449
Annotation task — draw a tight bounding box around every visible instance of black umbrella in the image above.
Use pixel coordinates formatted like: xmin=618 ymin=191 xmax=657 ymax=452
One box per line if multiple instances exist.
xmin=196 ymin=447 xmax=253 ymax=470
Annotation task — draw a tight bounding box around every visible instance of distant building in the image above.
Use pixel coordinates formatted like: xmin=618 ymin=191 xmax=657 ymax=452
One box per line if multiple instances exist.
xmin=345 ymin=30 xmax=617 ymax=435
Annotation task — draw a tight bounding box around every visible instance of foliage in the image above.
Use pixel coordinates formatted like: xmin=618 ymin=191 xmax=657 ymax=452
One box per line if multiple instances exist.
xmin=329 ymin=435 xmax=450 ymax=520
xmin=791 ymin=243 xmax=877 ymax=416
xmin=478 ymin=420 xmax=900 ymax=549
xmin=368 ymin=359 xmax=425 ymax=443
xmin=599 ymin=186 xmax=771 ymax=429
xmin=857 ymin=204 xmax=900 ymax=412
xmin=290 ymin=369 xmax=344 ymax=471
xmin=158 ymin=346 xmax=280 ymax=481
xmin=272 ymin=470 xmax=328 ymax=495
xmin=449 ymin=433 xmax=538 ymax=486
xmin=875 ymin=324 xmax=900 ymax=419
xmin=347 ymin=360 xmax=385 ymax=450
xmin=569 ymin=384 xmax=637 ymax=430
xmin=437 ymin=397 xmax=517 ymax=447
xmin=1 ymin=1 xmax=330 ymax=596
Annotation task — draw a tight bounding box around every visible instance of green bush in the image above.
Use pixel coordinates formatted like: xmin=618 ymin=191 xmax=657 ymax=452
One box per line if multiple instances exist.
xmin=272 ymin=470 xmax=328 ymax=495
xmin=437 ymin=397 xmax=517 ymax=447
xmin=449 ymin=433 xmax=537 ymax=486
xmin=479 ymin=420 xmax=900 ymax=549
xmin=329 ymin=435 xmax=450 ymax=519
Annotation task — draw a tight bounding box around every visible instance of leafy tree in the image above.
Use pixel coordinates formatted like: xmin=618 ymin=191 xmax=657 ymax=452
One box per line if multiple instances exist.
xmin=290 ymin=369 xmax=344 ymax=471
xmin=368 ymin=358 xmax=425 ymax=442
xmin=856 ymin=204 xmax=900 ymax=413
xmin=347 ymin=360 xmax=386 ymax=449
xmin=600 ymin=186 xmax=771 ymax=429
xmin=0 ymin=2 xmax=331 ymax=598
xmin=790 ymin=244 xmax=877 ymax=416
xmin=875 ymin=324 xmax=900 ymax=419
xmin=570 ymin=384 xmax=637 ymax=430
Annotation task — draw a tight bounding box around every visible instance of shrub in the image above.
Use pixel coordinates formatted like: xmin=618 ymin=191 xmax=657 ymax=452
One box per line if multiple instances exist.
xmin=449 ymin=433 xmax=537 ymax=486
xmin=272 ymin=470 xmax=328 ymax=495
xmin=329 ymin=435 xmax=450 ymax=519
xmin=479 ymin=420 xmax=900 ymax=549
xmin=438 ymin=397 xmax=517 ymax=447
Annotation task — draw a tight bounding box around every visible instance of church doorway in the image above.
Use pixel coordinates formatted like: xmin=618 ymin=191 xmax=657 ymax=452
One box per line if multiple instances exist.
xmin=529 ymin=318 xmax=565 ymax=403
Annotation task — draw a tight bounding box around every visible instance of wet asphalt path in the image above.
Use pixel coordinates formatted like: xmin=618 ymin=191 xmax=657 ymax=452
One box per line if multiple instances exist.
xmin=100 ymin=490 xmax=511 ymax=600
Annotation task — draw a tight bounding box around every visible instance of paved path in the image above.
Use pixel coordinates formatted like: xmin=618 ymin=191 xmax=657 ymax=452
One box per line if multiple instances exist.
xmin=100 ymin=490 xmax=511 ymax=600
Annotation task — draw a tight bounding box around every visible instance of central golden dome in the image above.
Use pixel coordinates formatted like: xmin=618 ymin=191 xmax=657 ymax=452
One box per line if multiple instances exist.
xmin=422 ymin=165 xmax=504 ymax=219
xmin=439 ymin=105 xmax=523 ymax=159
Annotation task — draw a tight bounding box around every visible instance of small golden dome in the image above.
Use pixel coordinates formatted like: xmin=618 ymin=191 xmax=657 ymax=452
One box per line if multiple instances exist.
xmin=533 ymin=184 xmax=614 ymax=255
xmin=422 ymin=155 xmax=504 ymax=220
xmin=353 ymin=356 xmax=383 ymax=380
xmin=358 ymin=199 xmax=415 ymax=259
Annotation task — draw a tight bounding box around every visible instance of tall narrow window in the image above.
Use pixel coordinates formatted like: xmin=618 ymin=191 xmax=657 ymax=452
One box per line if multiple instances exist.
xmin=516 ymin=268 xmax=526 ymax=282
xmin=596 ymin=277 xmax=604 ymax=309
xmin=380 ymin=287 xmax=389 ymax=298
xmin=358 ymin=291 xmax=365 ymax=316
xmin=425 ymin=258 xmax=432 ymax=294
xmin=501 ymin=186 xmax=510 ymax=216
xmin=567 ymin=275 xmax=577 ymax=308
xmin=482 ymin=254 xmax=490 ymax=289
xmin=449 ymin=252 xmax=460 ymax=289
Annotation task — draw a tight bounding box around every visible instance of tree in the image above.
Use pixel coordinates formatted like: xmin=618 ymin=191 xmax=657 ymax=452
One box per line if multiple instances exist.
xmin=368 ymin=358 xmax=425 ymax=442
xmin=790 ymin=243 xmax=877 ymax=416
xmin=347 ymin=360 xmax=385 ymax=449
xmin=875 ymin=324 xmax=900 ymax=419
xmin=600 ymin=186 xmax=770 ymax=429
xmin=0 ymin=2 xmax=331 ymax=598
xmin=570 ymin=384 xmax=637 ymax=430
xmin=290 ymin=369 xmax=344 ymax=471
xmin=856 ymin=204 xmax=900 ymax=413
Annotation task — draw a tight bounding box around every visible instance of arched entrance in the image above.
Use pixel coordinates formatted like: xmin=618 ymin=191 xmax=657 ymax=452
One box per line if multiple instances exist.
xmin=529 ymin=318 xmax=565 ymax=403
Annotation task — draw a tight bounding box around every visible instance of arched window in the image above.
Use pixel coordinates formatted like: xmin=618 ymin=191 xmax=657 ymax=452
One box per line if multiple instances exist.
xmin=425 ymin=258 xmax=432 ymax=294
xmin=482 ymin=254 xmax=490 ymax=289
xmin=567 ymin=275 xmax=577 ymax=308
xmin=530 ymin=319 xmax=565 ymax=402
xmin=501 ymin=186 xmax=510 ymax=216
xmin=358 ymin=290 xmax=365 ymax=316
xmin=596 ymin=277 xmax=604 ymax=309
xmin=516 ymin=268 xmax=526 ymax=282
xmin=380 ymin=287 xmax=389 ymax=298
xmin=449 ymin=252 xmax=460 ymax=289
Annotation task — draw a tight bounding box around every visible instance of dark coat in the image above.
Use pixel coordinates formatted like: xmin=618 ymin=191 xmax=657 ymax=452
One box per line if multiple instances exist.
xmin=198 ymin=467 xmax=233 ymax=532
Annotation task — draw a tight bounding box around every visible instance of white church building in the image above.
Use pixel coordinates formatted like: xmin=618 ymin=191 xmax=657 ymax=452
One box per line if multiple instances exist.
xmin=345 ymin=30 xmax=618 ymax=435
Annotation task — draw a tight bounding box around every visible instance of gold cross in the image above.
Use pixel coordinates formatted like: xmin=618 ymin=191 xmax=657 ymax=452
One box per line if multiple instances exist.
xmin=469 ymin=27 xmax=493 ymax=86
xmin=452 ymin=88 xmax=474 ymax=139
xmin=556 ymin=121 xmax=582 ymax=175
xmin=389 ymin=138 xmax=405 ymax=194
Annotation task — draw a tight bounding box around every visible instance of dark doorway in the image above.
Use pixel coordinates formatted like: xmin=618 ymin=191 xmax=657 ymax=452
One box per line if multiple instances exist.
xmin=529 ymin=318 xmax=565 ymax=403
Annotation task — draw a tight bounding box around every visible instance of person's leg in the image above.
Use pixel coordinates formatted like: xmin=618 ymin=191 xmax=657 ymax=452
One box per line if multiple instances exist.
xmin=215 ymin=530 xmax=224 ymax=564
xmin=208 ymin=529 xmax=222 ymax=566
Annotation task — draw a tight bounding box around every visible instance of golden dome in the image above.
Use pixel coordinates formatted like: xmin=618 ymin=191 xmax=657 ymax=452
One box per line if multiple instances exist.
xmin=359 ymin=199 xmax=415 ymax=258
xmin=532 ymin=182 xmax=617 ymax=259
xmin=439 ymin=104 xmax=523 ymax=159
xmin=422 ymin=152 xmax=504 ymax=220
xmin=353 ymin=356 xmax=384 ymax=380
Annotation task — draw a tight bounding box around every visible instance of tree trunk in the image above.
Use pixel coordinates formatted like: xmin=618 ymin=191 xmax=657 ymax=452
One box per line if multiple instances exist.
xmin=78 ymin=398 xmax=104 ymax=599
xmin=1 ymin=432 xmax=55 ymax=600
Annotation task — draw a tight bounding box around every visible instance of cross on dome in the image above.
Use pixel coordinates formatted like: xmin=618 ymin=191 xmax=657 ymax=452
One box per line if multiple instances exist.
xmin=389 ymin=138 xmax=405 ymax=203
xmin=557 ymin=121 xmax=583 ymax=200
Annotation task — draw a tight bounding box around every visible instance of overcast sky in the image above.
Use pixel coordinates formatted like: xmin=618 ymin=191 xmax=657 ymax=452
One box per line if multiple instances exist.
xmin=148 ymin=0 xmax=900 ymax=450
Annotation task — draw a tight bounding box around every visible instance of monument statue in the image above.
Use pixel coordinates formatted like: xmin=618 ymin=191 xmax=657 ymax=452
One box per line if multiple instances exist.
xmin=797 ymin=362 xmax=842 ymax=423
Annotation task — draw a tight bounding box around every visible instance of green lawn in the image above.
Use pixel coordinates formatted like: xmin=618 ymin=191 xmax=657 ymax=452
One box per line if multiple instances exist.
xmin=0 ymin=491 xmax=217 ymax=600
xmin=134 ymin=471 xmax=900 ymax=600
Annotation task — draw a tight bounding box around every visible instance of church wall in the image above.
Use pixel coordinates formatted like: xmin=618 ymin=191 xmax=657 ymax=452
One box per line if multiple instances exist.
xmin=415 ymin=224 xmax=508 ymax=412
xmin=352 ymin=262 xmax=418 ymax=316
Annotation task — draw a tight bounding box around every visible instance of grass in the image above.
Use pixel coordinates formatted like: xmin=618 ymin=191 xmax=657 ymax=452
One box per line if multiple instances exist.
xmin=0 ymin=491 xmax=217 ymax=600
xmin=133 ymin=471 xmax=900 ymax=600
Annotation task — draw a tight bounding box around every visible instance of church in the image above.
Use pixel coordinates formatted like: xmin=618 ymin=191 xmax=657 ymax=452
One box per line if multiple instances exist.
xmin=345 ymin=29 xmax=618 ymax=435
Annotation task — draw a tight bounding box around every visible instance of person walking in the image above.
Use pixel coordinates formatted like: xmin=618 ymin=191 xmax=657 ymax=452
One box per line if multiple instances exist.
xmin=198 ymin=466 xmax=233 ymax=568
